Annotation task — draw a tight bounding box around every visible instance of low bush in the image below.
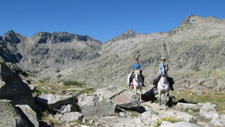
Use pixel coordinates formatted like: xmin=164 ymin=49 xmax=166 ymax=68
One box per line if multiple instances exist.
xmin=63 ymin=80 xmax=83 ymax=87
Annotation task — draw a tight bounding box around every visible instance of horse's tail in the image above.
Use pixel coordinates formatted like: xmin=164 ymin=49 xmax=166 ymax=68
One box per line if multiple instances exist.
xmin=127 ymin=73 xmax=132 ymax=86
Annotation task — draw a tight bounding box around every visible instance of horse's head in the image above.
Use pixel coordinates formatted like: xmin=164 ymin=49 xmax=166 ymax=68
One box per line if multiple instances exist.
xmin=134 ymin=70 xmax=140 ymax=78
xmin=162 ymin=65 xmax=167 ymax=77
xmin=134 ymin=70 xmax=142 ymax=84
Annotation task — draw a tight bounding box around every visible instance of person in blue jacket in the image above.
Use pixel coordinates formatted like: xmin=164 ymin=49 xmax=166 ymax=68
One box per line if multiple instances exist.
xmin=128 ymin=58 xmax=145 ymax=87
xmin=153 ymin=57 xmax=174 ymax=91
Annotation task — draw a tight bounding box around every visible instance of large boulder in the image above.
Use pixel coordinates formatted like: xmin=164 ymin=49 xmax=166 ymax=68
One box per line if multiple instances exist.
xmin=60 ymin=112 xmax=84 ymax=123
xmin=139 ymin=111 xmax=160 ymax=125
xmin=0 ymin=61 xmax=36 ymax=110
xmin=210 ymin=115 xmax=225 ymax=127
xmin=16 ymin=104 xmax=39 ymax=127
xmin=35 ymin=94 xmax=78 ymax=113
xmin=0 ymin=99 xmax=30 ymax=127
xmin=176 ymin=103 xmax=201 ymax=111
xmin=78 ymin=94 xmax=115 ymax=116
xmin=110 ymin=89 xmax=140 ymax=110
xmin=163 ymin=110 xmax=197 ymax=123
xmin=160 ymin=121 xmax=200 ymax=127
xmin=175 ymin=113 xmax=197 ymax=123
xmin=199 ymin=102 xmax=219 ymax=119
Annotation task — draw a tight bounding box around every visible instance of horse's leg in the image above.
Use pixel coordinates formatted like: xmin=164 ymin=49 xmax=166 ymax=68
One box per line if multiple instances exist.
xmin=158 ymin=91 xmax=161 ymax=109
xmin=165 ymin=92 xmax=168 ymax=109
xmin=134 ymin=84 xmax=137 ymax=96
xmin=140 ymin=87 xmax=142 ymax=102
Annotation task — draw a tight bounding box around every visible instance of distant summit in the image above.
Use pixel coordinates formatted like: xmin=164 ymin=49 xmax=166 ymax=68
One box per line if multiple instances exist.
xmin=31 ymin=32 xmax=101 ymax=44
xmin=107 ymin=29 xmax=137 ymax=42
xmin=3 ymin=30 xmax=22 ymax=43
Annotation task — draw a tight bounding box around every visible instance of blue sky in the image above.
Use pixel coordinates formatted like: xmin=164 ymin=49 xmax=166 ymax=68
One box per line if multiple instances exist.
xmin=1 ymin=0 xmax=225 ymax=42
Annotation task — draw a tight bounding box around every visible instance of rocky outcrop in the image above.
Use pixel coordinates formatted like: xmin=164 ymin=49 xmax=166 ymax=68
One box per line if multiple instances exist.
xmin=16 ymin=104 xmax=39 ymax=127
xmin=35 ymin=94 xmax=78 ymax=113
xmin=209 ymin=115 xmax=225 ymax=127
xmin=95 ymin=87 xmax=141 ymax=110
xmin=111 ymin=89 xmax=140 ymax=110
xmin=60 ymin=112 xmax=84 ymax=123
xmin=0 ymin=59 xmax=36 ymax=110
xmin=78 ymin=94 xmax=115 ymax=116
xmin=175 ymin=103 xmax=201 ymax=111
xmin=175 ymin=113 xmax=197 ymax=123
xmin=0 ymin=100 xmax=30 ymax=127
xmin=199 ymin=102 xmax=219 ymax=120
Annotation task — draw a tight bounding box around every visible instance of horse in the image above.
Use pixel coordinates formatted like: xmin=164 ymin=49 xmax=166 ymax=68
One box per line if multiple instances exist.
xmin=127 ymin=70 xmax=143 ymax=101
xmin=157 ymin=66 xmax=170 ymax=109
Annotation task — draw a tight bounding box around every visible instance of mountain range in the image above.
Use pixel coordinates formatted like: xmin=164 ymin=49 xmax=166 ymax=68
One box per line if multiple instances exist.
xmin=0 ymin=15 xmax=225 ymax=88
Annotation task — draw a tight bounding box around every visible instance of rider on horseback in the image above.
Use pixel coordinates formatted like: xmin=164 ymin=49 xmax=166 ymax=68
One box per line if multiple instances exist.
xmin=153 ymin=57 xmax=174 ymax=91
xmin=128 ymin=58 xmax=145 ymax=87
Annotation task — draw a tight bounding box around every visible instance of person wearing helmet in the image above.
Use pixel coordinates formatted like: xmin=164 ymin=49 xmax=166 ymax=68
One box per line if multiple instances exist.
xmin=153 ymin=57 xmax=174 ymax=91
xmin=128 ymin=58 xmax=145 ymax=87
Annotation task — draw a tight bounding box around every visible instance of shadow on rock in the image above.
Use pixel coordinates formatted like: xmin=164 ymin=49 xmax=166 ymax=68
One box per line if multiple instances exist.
xmin=141 ymin=87 xmax=157 ymax=102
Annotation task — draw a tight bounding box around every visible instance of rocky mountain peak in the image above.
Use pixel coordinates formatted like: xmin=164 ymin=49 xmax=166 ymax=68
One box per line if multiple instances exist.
xmin=3 ymin=30 xmax=21 ymax=43
xmin=31 ymin=32 xmax=101 ymax=44
xmin=180 ymin=15 xmax=201 ymax=25
xmin=123 ymin=29 xmax=135 ymax=35
xmin=168 ymin=15 xmax=204 ymax=36
xmin=107 ymin=29 xmax=137 ymax=42
xmin=31 ymin=32 xmax=51 ymax=44
xmin=207 ymin=16 xmax=216 ymax=19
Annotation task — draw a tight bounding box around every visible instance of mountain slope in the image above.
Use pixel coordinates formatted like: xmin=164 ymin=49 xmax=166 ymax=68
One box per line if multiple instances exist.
xmin=0 ymin=31 xmax=102 ymax=78
xmin=55 ymin=15 xmax=225 ymax=88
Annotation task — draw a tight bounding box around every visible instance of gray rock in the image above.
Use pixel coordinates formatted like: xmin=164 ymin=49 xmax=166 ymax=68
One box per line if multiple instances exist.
xmin=28 ymin=84 xmax=36 ymax=91
xmin=140 ymin=111 xmax=160 ymax=122
xmin=119 ymin=112 xmax=126 ymax=118
xmin=58 ymin=104 xmax=73 ymax=114
xmin=210 ymin=116 xmax=225 ymax=127
xmin=176 ymin=103 xmax=201 ymax=111
xmin=61 ymin=112 xmax=84 ymax=123
xmin=16 ymin=104 xmax=39 ymax=127
xmin=175 ymin=113 xmax=197 ymax=123
xmin=78 ymin=94 xmax=115 ymax=116
xmin=0 ymin=62 xmax=36 ymax=110
xmin=197 ymin=122 xmax=207 ymax=126
xmin=94 ymin=86 xmax=127 ymax=99
xmin=204 ymin=124 xmax=214 ymax=127
xmin=0 ymin=99 xmax=29 ymax=127
xmin=142 ymin=106 xmax=153 ymax=112
xmin=111 ymin=89 xmax=140 ymax=110
xmin=200 ymin=102 xmax=219 ymax=119
xmin=35 ymin=94 xmax=78 ymax=112
xmin=95 ymin=122 xmax=100 ymax=126
xmin=160 ymin=121 xmax=200 ymax=127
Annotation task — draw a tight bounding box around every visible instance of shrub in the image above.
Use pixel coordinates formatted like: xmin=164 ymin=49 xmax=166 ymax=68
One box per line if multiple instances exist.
xmin=63 ymin=80 xmax=83 ymax=87
xmin=190 ymin=65 xmax=200 ymax=72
